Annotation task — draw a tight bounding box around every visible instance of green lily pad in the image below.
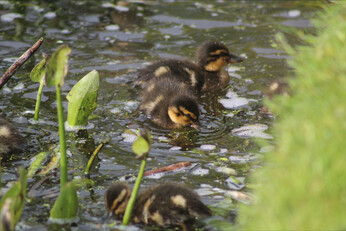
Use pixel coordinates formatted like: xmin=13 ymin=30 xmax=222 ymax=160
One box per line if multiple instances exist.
xmin=66 ymin=70 xmax=99 ymax=127
xmin=66 ymin=70 xmax=100 ymax=126
xmin=30 ymin=57 xmax=48 ymax=83
xmin=132 ymin=135 xmax=150 ymax=159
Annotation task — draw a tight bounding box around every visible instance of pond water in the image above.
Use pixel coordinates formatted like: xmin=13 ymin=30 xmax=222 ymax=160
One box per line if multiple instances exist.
xmin=0 ymin=1 xmax=319 ymax=230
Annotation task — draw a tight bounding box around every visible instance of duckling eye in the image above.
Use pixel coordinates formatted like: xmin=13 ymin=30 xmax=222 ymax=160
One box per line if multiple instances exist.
xmin=184 ymin=113 xmax=196 ymax=122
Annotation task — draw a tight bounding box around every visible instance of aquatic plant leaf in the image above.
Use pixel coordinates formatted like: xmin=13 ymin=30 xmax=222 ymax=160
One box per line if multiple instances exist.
xmin=27 ymin=151 xmax=49 ymax=178
xmin=45 ymin=45 xmax=71 ymax=87
xmin=30 ymin=57 xmax=48 ymax=83
xmin=66 ymin=70 xmax=99 ymax=126
xmin=132 ymin=135 xmax=150 ymax=158
xmin=0 ymin=168 xmax=27 ymax=231
xmin=27 ymin=148 xmax=61 ymax=178
xmin=49 ymin=182 xmax=78 ymax=221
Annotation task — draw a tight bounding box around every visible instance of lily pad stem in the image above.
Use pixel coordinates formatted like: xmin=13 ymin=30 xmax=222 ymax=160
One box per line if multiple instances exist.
xmin=123 ymin=159 xmax=147 ymax=225
xmin=56 ymin=86 xmax=67 ymax=188
xmin=34 ymin=81 xmax=44 ymax=121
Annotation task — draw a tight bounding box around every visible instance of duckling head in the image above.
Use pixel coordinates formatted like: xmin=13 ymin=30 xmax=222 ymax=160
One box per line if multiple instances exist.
xmin=105 ymin=182 xmax=132 ymax=217
xmin=168 ymin=96 xmax=199 ymax=129
xmin=197 ymin=41 xmax=243 ymax=72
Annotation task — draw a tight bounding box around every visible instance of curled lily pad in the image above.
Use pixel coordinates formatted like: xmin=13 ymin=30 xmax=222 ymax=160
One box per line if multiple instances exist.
xmin=30 ymin=54 xmax=49 ymax=83
xmin=45 ymin=44 xmax=71 ymax=87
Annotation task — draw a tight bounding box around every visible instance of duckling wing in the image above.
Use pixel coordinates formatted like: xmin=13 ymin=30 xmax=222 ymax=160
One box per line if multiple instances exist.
xmin=137 ymin=59 xmax=204 ymax=93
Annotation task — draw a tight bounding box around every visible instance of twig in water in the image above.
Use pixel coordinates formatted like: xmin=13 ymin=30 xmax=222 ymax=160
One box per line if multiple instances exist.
xmin=144 ymin=161 xmax=191 ymax=176
xmin=0 ymin=37 xmax=44 ymax=89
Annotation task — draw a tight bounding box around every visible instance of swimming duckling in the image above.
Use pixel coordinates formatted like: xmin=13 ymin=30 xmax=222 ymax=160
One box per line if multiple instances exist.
xmin=0 ymin=117 xmax=24 ymax=156
xmin=140 ymin=77 xmax=199 ymax=129
xmin=137 ymin=41 xmax=243 ymax=92
xmin=105 ymin=182 xmax=212 ymax=229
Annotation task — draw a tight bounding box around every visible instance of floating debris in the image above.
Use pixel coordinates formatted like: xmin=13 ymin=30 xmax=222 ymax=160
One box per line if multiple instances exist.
xmin=144 ymin=161 xmax=191 ymax=176
xmin=216 ymin=166 xmax=237 ymax=175
xmin=219 ymin=97 xmax=250 ymax=109
xmin=1 ymin=13 xmax=23 ymax=22
xmin=13 ymin=83 xmax=24 ymax=90
xmin=191 ymin=167 xmax=209 ymax=176
xmin=225 ymin=176 xmax=245 ymax=190
xmin=105 ymin=25 xmax=120 ymax=31
xmin=195 ymin=187 xmax=214 ymax=196
xmin=228 ymin=154 xmax=258 ymax=164
xmin=43 ymin=12 xmax=56 ymax=19
xmin=219 ymin=90 xmax=256 ymax=109
xmin=225 ymin=190 xmax=253 ymax=204
xmin=121 ymin=130 xmax=138 ymax=143
xmin=200 ymin=144 xmax=216 ymax=150
xmin=288 ymin=10 xmax=301 ymax=18
xmin=169 ymin=146 xmax=182 ymax=151
xmin=232 ymin=124 xmax=273 ymax=139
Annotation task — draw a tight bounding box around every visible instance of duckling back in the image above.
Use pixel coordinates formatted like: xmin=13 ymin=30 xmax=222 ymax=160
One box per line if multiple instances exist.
xmin=105 ymin=182 xmax=132 ymax=216
xmin=132 ymin=183 xmax=212 ymax=227
xmin=0 ymin=117 xmax=24 ymax=156
xmin=137 ymin=59 xmax=205 ymax=93
xmin=140 ymin=77 xmax=199 ymax=129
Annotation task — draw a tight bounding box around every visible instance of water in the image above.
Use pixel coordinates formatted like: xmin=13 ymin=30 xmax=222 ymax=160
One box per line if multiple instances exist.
xmin=0 ymin=0 xmax=319 ymax=230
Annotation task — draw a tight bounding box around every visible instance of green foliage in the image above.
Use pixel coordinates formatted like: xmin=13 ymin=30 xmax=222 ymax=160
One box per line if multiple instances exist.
xmin=30 ymin=57 xmax=48 ymax=83
xmin=45 ymin=45 xmax=71 ymax=87
xmin=66 ymin=70 xmax=99 ymax=127
xmin=27 ymin=149 xmax=60 ymax=178
xmin=27 ymin=151 xmax=49 ymax=178
xmin=0 ymin=168 xmax=27 ymax=231
xmin=132 ymin=136 xmax=150 ymax=159
xmin=30 ymin=56 xmax=49 ymax=121
xmin=240 ymin=3 xmax=346 ymax=230
xmin=49 ymin=182 xmax=78 ymax=221
xmin=85 ymin=143 xmax=104 ymax=175
xmin=132 ymin=129 xmax=151 ymax=159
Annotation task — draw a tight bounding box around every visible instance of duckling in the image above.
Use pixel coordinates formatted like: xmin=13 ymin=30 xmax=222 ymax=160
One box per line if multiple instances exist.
xmin=140 ymin=77 xmax=199 ymax=129
xmin=105 ymin=182 xmax=132 ymax=217
xmin=105 ymin=182 xmax=212 ymax=229
xmin=0 ymin=117 xmax=24 ymax=156
xmin=259 ymin=79 xmax=290 ymax=117
xmin=137 ymin=41 xmax=243 ymax=92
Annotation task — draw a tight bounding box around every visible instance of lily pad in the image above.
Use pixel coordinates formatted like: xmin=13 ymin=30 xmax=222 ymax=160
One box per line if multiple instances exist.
xmin=30 ymin=57 xmax=48 ymax=83
xmin=66 ymin=70 xmax=99 ymax=127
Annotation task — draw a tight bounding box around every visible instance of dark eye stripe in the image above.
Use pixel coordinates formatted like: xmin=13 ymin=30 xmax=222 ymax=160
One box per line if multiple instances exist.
xmin=210 ymin=52 xmax=230 ymax=58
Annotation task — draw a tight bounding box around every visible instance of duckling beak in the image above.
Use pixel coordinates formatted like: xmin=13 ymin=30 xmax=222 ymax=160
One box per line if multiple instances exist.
xmin=190 ymin=123 xmax=200 ymax=130
xmin=228 ymin=54 xmax=243 ymax=63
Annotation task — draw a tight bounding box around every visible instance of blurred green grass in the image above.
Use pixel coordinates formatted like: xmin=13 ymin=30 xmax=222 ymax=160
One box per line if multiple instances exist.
xmin=239 ymin=3 xmax=346 ymax=230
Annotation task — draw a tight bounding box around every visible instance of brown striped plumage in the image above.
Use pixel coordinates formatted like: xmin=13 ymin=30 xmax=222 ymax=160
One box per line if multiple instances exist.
xmin=139 ymin=77 xmax=199 ymax=129
xmin=137 ymin=41 xmax=242 ymax=92
xmin=105 ymin=182 xmax=212 ymax=229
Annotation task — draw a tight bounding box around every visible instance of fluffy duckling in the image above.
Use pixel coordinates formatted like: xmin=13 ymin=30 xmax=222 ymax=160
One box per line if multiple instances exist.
xmin=137 ymin=41 xmax=243 ymax=92
xmin=140 ymin=77 xmax=199 ymax=129
xmin=0 ymin=117 xmax=24 ymax=156
xmin=105 ymin=182 xmax=212 ymax=229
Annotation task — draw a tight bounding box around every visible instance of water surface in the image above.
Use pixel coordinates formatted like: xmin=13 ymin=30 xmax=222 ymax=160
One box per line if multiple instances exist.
xmin=0 ymin=1 xmax=319 ymax=230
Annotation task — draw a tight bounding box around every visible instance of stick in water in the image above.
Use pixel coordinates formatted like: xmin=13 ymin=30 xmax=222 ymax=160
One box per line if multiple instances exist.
xmin=0 ymin=37 xmax=44 ymax=89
